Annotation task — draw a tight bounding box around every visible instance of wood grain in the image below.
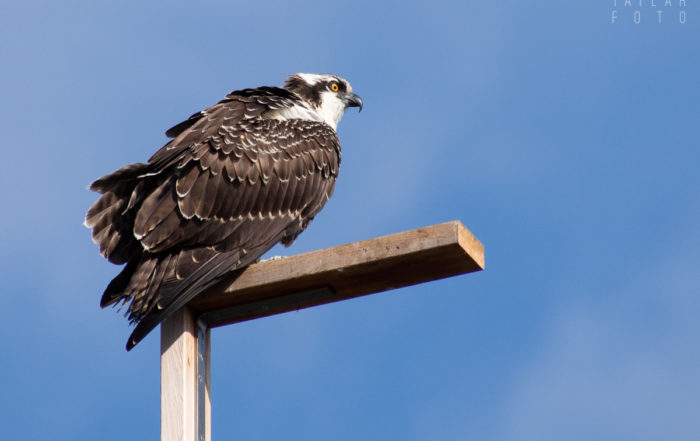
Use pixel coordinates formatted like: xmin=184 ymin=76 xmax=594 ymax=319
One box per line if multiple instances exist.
xmin=161 ymin=308 xmax=210 ymax=441
xmin=190 ymin=220 xmax=484 ymax=328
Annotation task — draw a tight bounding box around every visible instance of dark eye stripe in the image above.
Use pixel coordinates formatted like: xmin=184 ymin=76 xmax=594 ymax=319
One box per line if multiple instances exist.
xmin=328 ymin=80 xmax=345 ymax=93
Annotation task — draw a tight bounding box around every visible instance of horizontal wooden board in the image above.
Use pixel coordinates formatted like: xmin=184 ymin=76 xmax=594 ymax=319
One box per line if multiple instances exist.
xmin=189 ymin=220 xmax=484 ymax=327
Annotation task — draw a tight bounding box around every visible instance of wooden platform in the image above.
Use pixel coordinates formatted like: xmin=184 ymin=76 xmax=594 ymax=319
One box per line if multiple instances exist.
xmin=160 ymin=220 xmax=484 ymax=441
xmin=190 ymin=220 xmax=484 ymax=327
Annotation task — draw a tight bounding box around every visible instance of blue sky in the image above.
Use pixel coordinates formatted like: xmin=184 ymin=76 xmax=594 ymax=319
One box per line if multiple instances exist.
xmin=1 ymin=1 xmax=698 ymax=440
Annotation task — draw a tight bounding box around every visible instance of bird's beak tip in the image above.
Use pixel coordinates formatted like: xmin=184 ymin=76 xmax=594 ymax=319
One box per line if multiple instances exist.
xmin=344 ymin=93 xmax=363 ymax=113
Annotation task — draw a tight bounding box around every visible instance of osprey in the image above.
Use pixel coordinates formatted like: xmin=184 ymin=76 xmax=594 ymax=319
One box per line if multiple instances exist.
xmin=85 ymin=73 xmax=362 ymax=350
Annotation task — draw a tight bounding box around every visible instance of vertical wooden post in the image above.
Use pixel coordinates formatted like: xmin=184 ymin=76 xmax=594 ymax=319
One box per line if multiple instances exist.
xmin=161 ymin=307 xmax=211 ymax=441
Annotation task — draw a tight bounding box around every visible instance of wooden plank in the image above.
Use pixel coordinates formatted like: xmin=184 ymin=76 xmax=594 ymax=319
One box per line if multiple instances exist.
xmin=190 ymin=220 xmax=484 ymax=328
xmin=161 ymin=308 xmax=211 ymax=441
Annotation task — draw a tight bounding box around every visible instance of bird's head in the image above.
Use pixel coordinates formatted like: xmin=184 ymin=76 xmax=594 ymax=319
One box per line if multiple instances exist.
xmin=283 ymin=73 xmax=362 ymax=130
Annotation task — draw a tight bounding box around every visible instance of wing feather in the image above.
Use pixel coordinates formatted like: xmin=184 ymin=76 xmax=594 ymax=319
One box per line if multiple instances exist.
xmin=194 ymin=171 xmax=221 ymax=219
xmin=133 ymin=180 xmax=177 ymax=240
xmin=273 ymin=157 xmax=291 ymax=181
xmin=261 ymin=175 xmax=281 ymax=215
xmin=175 ymin=164 xmax=200 ymax=198
xmin=281 ymin=174 xmax=300 ymax=213
xmin=140 ymin=209 xmax=182 ymax=252
xmin=238 ymin=179 xmax=262 ymax=216
xmin=180 ymin=169 xmax=209 ymax=219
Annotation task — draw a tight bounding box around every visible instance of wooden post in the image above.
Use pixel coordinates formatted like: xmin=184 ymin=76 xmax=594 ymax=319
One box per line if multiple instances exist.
xmin=161 ymin=308 xmax=211 ymax=441
xmin=160 ymin=220 xmax=484 ymax=440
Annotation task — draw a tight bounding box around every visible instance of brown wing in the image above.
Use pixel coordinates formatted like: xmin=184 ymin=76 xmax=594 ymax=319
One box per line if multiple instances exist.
xmin=85 ymin=87 xmax=341 ymax=349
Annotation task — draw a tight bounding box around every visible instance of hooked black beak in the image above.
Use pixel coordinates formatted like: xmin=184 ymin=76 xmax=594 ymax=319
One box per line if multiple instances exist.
xmin=342 ymin=93 xmax=363 ymax=112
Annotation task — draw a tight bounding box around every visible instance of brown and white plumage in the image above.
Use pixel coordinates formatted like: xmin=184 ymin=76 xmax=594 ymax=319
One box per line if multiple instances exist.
xmin=85 ymin=73 xmax=362 ymax=350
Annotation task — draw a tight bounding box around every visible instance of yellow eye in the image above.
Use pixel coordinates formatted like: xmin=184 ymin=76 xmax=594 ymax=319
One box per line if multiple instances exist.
xmin=330 ymin=82 xmax=339 ymax=92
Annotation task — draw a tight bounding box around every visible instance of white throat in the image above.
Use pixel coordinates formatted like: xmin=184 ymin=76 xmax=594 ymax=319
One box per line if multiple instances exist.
xmin=313 ymin=91 xmax=346 ymax=130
